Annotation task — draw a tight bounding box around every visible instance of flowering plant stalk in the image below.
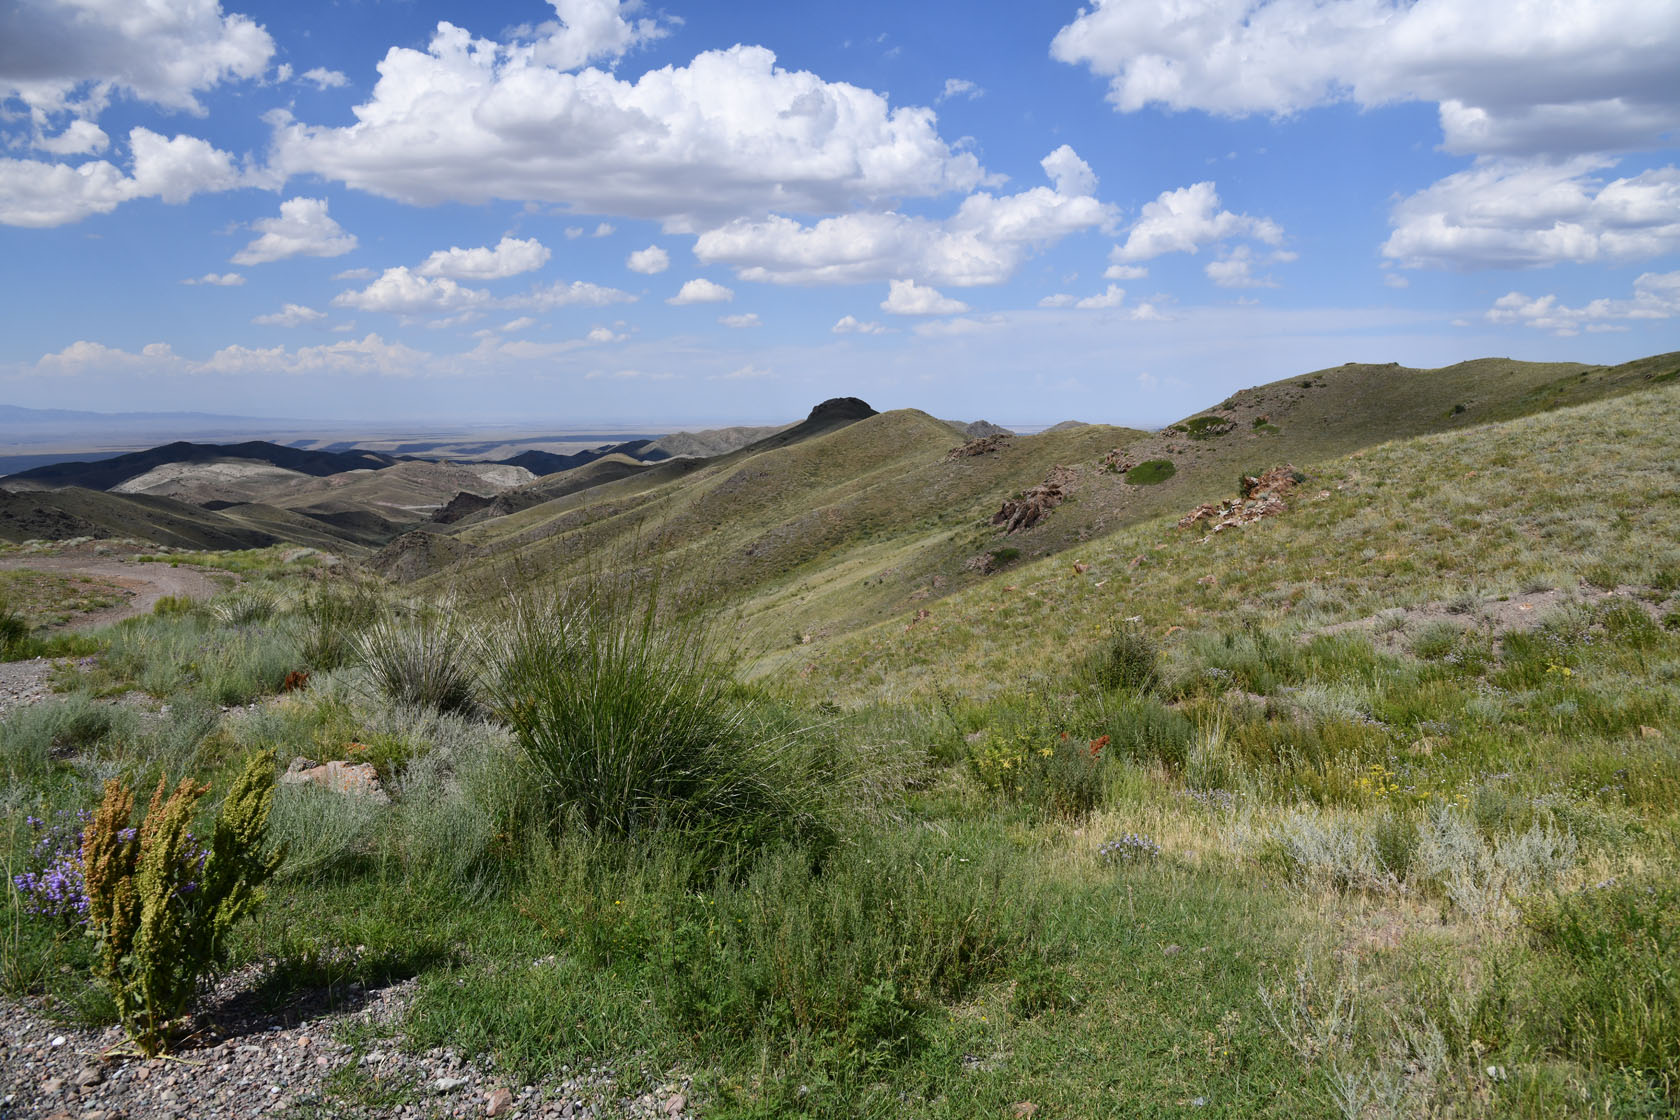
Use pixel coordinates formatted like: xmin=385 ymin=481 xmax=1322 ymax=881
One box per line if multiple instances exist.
xmin=81 ymin=750 xmax=281 ymax=1056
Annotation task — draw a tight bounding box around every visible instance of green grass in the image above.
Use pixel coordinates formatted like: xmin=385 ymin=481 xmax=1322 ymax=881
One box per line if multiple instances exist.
xmin=5 ymin=360 xmax=1680 ymax=1117
xmin=1126 ymin=458 xmax=1178 ymax=484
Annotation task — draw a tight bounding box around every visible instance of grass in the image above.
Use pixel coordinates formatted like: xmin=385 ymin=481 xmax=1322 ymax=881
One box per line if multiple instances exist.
xmin=3 ymin=366 xmax=1679 ymax=1117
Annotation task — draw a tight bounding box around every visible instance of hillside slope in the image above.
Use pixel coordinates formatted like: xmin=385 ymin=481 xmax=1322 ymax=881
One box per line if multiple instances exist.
xmin=2 ymin=440 xmax=398 ymax=491
xmin=781 ymin=373 xmax=1680 ymax=702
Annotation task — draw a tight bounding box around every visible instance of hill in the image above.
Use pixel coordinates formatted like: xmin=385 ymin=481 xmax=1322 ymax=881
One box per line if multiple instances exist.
xmin=0 ymin=486 xmax=291 ymax=550
xmin=3 ymin=440 xmax=399 ymax=491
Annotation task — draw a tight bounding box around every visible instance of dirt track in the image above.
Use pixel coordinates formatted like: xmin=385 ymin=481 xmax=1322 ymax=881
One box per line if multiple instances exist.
xmin=0 ymin=554 xmax=226 ymax=629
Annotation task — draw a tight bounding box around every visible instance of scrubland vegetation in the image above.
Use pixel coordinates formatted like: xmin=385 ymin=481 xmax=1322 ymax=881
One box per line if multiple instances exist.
xmin=5 ymin=379 xmax=1680 ymax=1117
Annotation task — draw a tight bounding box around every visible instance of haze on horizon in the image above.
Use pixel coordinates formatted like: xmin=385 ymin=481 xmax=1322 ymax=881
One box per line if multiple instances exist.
xmin=1 ymin=0 xmax=1677 ymax=430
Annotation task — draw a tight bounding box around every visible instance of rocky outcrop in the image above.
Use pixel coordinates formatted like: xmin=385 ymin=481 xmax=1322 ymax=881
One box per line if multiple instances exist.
xmin=281 ymin=757 xmax=390 ymax=803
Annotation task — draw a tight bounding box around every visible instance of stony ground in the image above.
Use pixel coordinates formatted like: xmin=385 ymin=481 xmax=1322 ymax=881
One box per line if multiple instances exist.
xmin=0 ymin=971 xmax=694 ymax=1120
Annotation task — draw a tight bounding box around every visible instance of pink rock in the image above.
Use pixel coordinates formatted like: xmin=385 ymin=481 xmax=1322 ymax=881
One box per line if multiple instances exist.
xmin=485 ymin=1087 xmax=514 ymax=1117
xmin=280 ymin=759 xmax=389 ymax=803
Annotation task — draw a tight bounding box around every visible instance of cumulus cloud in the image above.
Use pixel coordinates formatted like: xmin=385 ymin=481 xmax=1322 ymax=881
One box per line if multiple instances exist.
xmin=668 ymin=278 xmax=734 ymax=305
xmin=0 ymin=128 xmax=243 ymax=227
xmin=253 ymin=303 xmax=327 ymax=327
xmin=694 ymin=146 xmax=1113 ymax=286
xmin=881 ymin=278 xmax=968 ymax=315
xmin=1205 ymin=244 xmax=1295 ymax=288
xmin=268 ymin=23 xmax=983 ymax=230
xmin=233 ymin=197 xmax=357 ymax=265
xmin=1383 ymin=159 xmax=1680 ymax=270
xmin=1111 ymin=181 xmax=1284 ymax=263
xmin=1104 ymin=263 xmax=1147 ymax=280
xmin=334 ymin=267 xmax=490 ymax=314
xmin=718 ymin=313 xmax=761 ymax=328
xmin=419 ymin=235 xmax=551 ymax=280
xmin=1075 ymin=284 xmax=1127 ymax=309
xmin=183 ymin=272 xmax=244 ymax=286
xmin=832 ymin=315 xmax=886 ymax=334
xmin=506 ymin=280 xmax=637 ymax=310
xmin=195 ymin=333 xmax=432 ymax=376
xmin=0 ymin=0 xmax=274 ymax=118
xmin=938 ymin=78 xmax=982 ymax=102
xmin=627 ymin=245 xmax=670 ymax=274
xmin=712 ymin=364 xmax=772 ymax=381
xmin=1485 ymin=270 xmax=1680 ymax=336
xmin=34 ymin=120 xmax=108 ymax=156
xmin=299 ymin=67 xmax=347 ymax=90
xmin=585 ymin=325 xmax=626 ymax=342
xmin=37 ymin=340 xmax=178 ymax=374
xmin=1050 ymin=0 xmax=1680 ymax=158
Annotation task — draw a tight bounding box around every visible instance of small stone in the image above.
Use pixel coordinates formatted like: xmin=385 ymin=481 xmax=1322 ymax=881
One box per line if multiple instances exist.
xmin=42 ymin=1077 xmax=66 ymax=1094
xmin=1013 ymin=1104 xmax=1039 ymax=1119
xmin=296 ymin=1035 xmax=311 ymax=1048
xmin=662 ymin=1094 xmax=687 ymax=1115
xmin=435 ymin=1076 xmax=470 ymax=1093
xmin=1163 ymin=943 xmax=1183 ymax=957
xmin=486 ymin=1087 xmax=514 ymax=1116
xmin=50 ymin=1035 xmax=67 ymax=1048
xmin=75 ymin=1065 xmax=105 ymax=1089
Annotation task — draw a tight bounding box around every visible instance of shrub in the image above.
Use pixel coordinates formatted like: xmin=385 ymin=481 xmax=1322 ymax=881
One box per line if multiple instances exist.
xmin=80 ymin=751 xmax=282 ymax=1055
xmin=210 ymin=586 xmax=280 ymax=626
xmin=482 ymin=586 xmax=826 ymax=851
xmin=1124 ymin=458 xmax=1176 ymax=485
xmin=1084 ymin=623 xmax=1160 ymax=693
xmin=353 ymin=607 xmax=479 ymax=715
xmin=0 ymin=695 xmax=136 ymax=780
xmin=151 ymin=595 xmax=194 ymax=617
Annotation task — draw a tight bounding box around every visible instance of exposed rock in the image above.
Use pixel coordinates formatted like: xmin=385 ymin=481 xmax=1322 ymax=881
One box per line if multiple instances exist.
xmin=281 ymin=758 xmax=390 ymax=803
xmin=368 ymin=528 xmax=474 ymax=582
xmin=946 ymin=434 xmax=1011 ymax=460
xmin=430 ymin=490 xmax=497 ymax=524
xmin=485 ymin=1086 xmax=514 ymax=1116
xmin=992 ymin=466 xmax=1076 ymax=534
xmin=1177 ymin=465 xmax=1303 ymax=539
xmin=962 ymin=420 xmax=1013 ymax=439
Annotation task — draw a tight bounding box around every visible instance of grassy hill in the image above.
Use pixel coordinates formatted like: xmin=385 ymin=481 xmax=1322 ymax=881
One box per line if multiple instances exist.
xmin=0 ymin=486 xmax=287 ymax=550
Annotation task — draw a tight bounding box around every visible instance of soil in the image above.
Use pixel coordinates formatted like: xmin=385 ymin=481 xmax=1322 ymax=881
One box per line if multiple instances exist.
xmin=0 ymin=550 xmax=226 ymax=630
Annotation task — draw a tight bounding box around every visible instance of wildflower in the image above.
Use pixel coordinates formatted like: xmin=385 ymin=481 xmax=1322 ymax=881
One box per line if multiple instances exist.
xmin=1089 ymin=734 xmax=1110 ymax=758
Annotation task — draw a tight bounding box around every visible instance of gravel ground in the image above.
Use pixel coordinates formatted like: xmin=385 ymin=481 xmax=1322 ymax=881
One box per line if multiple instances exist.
xmin=0 ymin=553 xmax=225 ymax=630
xmin=0 ymin=971 xmax=694 ymax=1120
xmin=0 ymin=658 xmax=55 ymax=717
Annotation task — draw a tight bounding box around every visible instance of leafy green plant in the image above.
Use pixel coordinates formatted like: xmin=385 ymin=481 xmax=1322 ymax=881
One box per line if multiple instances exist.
xmin=0 ymin=598 xmax=30 ymax=659
xmin=80 ymin=750 xmax=282 ymax=1055
xmin=293 ymin=581 xmax=386 ymax=670
xmin=1124 ymin=458 xmax=1176 ymax=485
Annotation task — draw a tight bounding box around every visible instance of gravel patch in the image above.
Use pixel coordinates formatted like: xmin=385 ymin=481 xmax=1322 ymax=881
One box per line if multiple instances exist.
xmin=0 ymin=658 xmax=54 ymax=717
xmin=0 ymin=970 xmax=695 ymax=1120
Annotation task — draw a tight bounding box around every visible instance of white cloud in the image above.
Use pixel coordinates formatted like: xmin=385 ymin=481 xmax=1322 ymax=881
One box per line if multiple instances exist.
xmin=1075 ymin=284 xmax=1127 ymax=309
xmin=1111 ymin=181 xmax=1284 ymax=263
xmin=268 ymin=28 xmax=983 ymax=229
xmin=334 ymin=267 xmax=374 ymax=281
xmin=501 ymin=316 xmax=536 ymax=333
xmin=334 ymin=267 xmax=490 ymax=314
xmin=253 ymin=303 xmax=327 ymax=327
xmin=1486 ymin=270 xmax=1680 ymax=336
xmin=1050 ymin=0 xmax=1680 ymax=159
xmin=938 ymin=78 xmax=982 ymax=102
xmin=1104 ymin=263 xmax=1147 ymax=280
xmin=299 ymin=67 xmax=347 ymax=90
xmin=912 ymin=315 xmax=1001 ymax=338
xmin=195 ymin=333 xmax=432 ymax=377
xmin=627 ymin=245 xmax=670 ymax=274
xmin=0 ymin=128 xmax=243 ymax=227
xmin=1383 ymin=159 xmax=1680 ymax=270
xmin=35 ymin=120 xmax=109 ymax=156
xmin=507 ymin=280 xmax=637 ymax=310
xmin=882 ymin=278 xmax=968 ymax=316
xmin=183 ymin=272 xmax=244 ymax=286
xmin=832 ymin=315 xmax=886 ymax=334
xmin=37 ymin=340 xmax=178 ymax=374
xmin=719 ymin=313 xmax=761 ymax=328
xmin=0 ymin=0 xmax=274 ymax=118
xmin=419 ymin=235 xmax=551 ymax=280
xmin=1383 ymin=272 xmax=1409 ymax=289
xmin=668 ymin=278 xmax=734 ymax=305
xmin=232 ymin=197 xmax=357 ymax=265
xmin=592 ymin=222 xmax=615 ymax=237
xmin=1206 ymin=245 xmax=1284 ymax=288
xmin=586 ymin=325 xmax=626 ymax=342
xmin=694 ymin=146 xmax=1113 ymax=286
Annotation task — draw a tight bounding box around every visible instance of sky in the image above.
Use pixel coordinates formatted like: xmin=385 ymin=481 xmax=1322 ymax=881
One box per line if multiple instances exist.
xmin=1 ymin=0 xmax=1677 ymax=429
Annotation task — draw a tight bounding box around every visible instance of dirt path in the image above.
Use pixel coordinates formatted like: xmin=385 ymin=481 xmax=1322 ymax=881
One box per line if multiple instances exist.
xmin=0 ymin=555 xmax=227 ymax=629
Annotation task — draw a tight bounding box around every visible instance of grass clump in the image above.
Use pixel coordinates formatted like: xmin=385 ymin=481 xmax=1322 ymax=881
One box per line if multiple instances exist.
xmin=1123 ymin=458 xmax=1176 ymax=485
xmin=352 ymin=605 xmax=479 ymax=715
xmin=483 ymin=584 xmax=828 ymax=853
xmin=1083 ymin=621 xmax=1160 ymax=693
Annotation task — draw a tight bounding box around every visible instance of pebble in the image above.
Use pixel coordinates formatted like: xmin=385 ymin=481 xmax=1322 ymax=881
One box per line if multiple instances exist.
xmin=2 ymin=974 xmax=696 ymax=1119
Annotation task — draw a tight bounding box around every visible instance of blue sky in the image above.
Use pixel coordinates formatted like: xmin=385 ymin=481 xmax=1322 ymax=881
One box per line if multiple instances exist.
xmin=2 ymin=0 xmax=1677 ymax=428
